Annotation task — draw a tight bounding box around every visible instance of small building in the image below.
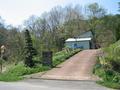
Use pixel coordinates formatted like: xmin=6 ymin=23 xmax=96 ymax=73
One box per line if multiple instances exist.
xmin=65 ymin=31 xmax=95 ymax=49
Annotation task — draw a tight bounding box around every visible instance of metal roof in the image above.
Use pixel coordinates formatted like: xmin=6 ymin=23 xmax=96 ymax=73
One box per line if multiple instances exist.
xmin=65 ymin=38 xmax=92 ymax=42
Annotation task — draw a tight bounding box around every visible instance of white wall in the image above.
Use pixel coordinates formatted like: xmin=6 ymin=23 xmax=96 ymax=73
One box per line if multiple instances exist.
xmin=66 ymin=41 xmax=90 ymax=49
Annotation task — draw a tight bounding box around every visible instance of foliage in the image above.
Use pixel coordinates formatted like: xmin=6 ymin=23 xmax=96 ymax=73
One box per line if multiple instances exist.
xmin=86 ymin=3 xmax=106 ymax=18
xmin=94 ymin=41 xmax=120 ymax=89
xmin=86 ymin=3 xmax=106 ymax=48
xmin=53 ymin=49 xmax=81 ymax=66
xmin=0 ymin=49 xmax=80 ymax=81
xmin=0 ymin=64 xmax=50 ymax=81
xmin=97 ymin=81 xmax=120 ymax=89
xmin=7 ymin=28 xmax=25 ymax=64
xmin=101 ymin=15 xmax=120 ymax=41
xmin=24 ymin=29 xmax=37 ymax=67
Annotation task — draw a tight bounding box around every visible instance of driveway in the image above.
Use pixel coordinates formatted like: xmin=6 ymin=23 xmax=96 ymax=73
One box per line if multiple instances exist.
xmin=40 ymin=50 xmax=99 ymax=80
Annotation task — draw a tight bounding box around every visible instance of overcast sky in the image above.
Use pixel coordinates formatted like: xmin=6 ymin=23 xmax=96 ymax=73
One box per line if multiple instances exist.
xmin=0 ymin=0 xmax=119 ymax=26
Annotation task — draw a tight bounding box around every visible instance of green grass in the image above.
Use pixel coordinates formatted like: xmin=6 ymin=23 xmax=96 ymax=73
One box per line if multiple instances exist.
xmin=97 ymin=81 xmax=120 ymax=89
xmin=0 ymin=64 xmax=50 ymax=81
xmin=94 ymin=41 xmax=120 ymax=89
xmin=0 ymin=49 xmax=80 ymax=81
xmin=53 ymin=49 xmax=80 ymax=66
xmin=94 ymin=63 xmax=120 ymax=89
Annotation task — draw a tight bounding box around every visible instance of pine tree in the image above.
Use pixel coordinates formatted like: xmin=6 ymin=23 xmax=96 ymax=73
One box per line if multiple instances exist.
xmin=24 ymin=29 xmax=37 ymax=67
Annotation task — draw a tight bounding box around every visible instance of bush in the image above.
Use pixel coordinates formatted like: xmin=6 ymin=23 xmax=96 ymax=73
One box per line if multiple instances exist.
xmin=94 ymin=40 xmax=120 ymax=89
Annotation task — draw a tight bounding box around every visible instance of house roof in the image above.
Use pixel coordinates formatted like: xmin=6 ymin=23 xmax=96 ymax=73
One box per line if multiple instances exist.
xmin=79 ymin=31 xmax=93 ymax=38
xmin=66 ymin=37 xmax=92 ymax=42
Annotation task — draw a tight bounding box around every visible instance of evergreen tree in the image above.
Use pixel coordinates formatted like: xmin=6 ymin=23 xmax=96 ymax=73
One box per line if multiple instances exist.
xmin=24 ymin=29 xmax=37 ymax=67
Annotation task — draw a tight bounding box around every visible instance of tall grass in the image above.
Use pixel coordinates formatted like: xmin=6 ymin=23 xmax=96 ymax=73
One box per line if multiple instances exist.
xmin=94 ymin=41 xmax=120 ymax=89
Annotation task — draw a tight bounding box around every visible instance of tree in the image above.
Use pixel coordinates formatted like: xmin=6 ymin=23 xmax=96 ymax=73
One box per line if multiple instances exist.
xmin=6 ymin=27 xmax=25 ymax=63
xmin=101 ymin=14 xmax=120 ymax=41
xmin=64 ymin=5 xmax=84 ymax=38
xmin=24 ymin=29 xmax=37 ymax=67
xmin=0 ymin=16 xmax=7 ymax=46
xmin=86 ymin=3 xmax=106 ymax=48
xmin=87 ymin=3 xmax=106 ymax=18
xmin=113 ymin=15 xmax=120 ymax=41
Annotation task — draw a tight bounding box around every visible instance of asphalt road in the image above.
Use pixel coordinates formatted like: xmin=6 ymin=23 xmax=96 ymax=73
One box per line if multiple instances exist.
xmin=0 ymin=79 xmax=111 ymax=90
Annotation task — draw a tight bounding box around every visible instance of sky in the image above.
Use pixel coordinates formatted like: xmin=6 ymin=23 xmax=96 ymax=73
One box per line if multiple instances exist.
xmin=0 ymin=0 xmax=119 ymax=26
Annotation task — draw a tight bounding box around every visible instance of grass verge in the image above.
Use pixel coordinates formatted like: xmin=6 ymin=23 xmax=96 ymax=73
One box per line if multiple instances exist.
xmin=0 ymin=64 xmax=50 ymax=81
xmin=53 ymin=49 xmax=81 ymax=66
xmin=97 ymin=81 xmax=120 ymax=89
xmin=94 ymin=65 xmax=120 ymax=89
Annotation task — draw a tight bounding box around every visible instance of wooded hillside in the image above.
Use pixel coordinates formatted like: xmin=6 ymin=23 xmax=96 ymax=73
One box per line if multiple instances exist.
xmin=0 ymin=2 xmax=120 ymax=64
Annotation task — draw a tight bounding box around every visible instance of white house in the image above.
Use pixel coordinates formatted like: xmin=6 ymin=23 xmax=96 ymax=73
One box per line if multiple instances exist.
xmin=65 ymin=31 xmax=95 ymax=49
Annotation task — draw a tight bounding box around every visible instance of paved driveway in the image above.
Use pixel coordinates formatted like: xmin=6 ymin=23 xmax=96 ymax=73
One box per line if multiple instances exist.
xmin=40 ymin=50 xmax=99 ymax=80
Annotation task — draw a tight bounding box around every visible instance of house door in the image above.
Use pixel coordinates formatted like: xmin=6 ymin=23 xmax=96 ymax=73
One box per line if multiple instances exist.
xmin=89 ymin=41 xmax=92 ymax=49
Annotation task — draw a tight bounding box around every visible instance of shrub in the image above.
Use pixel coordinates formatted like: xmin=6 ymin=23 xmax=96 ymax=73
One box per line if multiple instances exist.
xmin=24 ymin=29 xmax=37 ymax=67
xmin=94 ymin=40 xmax=120 ymax=89
xmin=0 ymin=64 xmax=49 ymax=81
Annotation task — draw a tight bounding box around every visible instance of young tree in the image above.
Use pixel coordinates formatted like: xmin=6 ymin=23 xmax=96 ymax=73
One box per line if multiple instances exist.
xmin=24 ymin=29 xmax=37 ymax=67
